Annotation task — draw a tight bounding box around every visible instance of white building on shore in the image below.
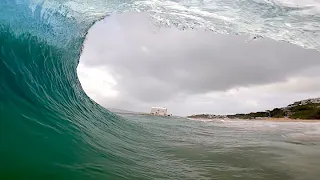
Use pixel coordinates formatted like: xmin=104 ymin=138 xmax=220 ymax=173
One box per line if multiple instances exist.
xmin=150 ymin=107 xmax=168 ymax=116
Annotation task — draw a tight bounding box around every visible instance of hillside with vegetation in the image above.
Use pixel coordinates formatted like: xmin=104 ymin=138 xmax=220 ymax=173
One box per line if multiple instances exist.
xmin=188 ymin=98 xmax=320 ymax=120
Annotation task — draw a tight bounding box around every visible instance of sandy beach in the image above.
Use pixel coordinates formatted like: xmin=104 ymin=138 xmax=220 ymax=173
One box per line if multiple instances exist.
xmin=188 ymin=117 xmax=320 ymax=123
xmin=258 ymin=117 xmax=320 ymax=122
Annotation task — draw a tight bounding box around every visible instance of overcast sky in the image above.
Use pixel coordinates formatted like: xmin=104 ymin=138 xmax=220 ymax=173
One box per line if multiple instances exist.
xmin=78 ymin=12 xmax=320 ymax=116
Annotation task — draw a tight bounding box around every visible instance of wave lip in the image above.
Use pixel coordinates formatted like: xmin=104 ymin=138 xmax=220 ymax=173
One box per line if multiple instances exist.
xmin=2 ymin=0 xmax=319 ymax=50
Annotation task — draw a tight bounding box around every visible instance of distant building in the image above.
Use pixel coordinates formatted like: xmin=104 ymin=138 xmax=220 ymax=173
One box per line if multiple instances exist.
xmin=150 ymin=107 xmax=168 ymax=116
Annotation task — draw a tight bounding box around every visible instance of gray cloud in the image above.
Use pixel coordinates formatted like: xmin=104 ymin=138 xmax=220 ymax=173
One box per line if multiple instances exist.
xmin=79 ymin=12 xmax=320 ymax=115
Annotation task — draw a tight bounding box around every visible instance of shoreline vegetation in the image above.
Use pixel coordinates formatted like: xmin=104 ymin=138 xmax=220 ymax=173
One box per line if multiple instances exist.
xmin=188 ymin=98 xmax=320 ymax=121
xmin=188 ymin=117 xmax=320 ymax=122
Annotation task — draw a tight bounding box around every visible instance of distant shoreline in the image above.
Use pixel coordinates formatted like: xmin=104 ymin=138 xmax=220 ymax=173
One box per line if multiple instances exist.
xmin=188 ymin=117 xmax=320 ymax=122
xmin=258 ymin=117 xmax=320 ymax=122
xmin=187 ymin=98 xmax=320 ymax=121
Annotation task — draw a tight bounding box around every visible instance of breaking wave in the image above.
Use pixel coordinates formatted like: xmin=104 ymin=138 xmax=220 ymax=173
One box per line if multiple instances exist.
xmin=1 ymin=0 xmax=320 ymax=179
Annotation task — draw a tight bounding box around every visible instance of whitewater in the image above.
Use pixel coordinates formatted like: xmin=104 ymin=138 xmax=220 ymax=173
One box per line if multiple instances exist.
xmin=1 ymin=0 xmax=320 ymax=179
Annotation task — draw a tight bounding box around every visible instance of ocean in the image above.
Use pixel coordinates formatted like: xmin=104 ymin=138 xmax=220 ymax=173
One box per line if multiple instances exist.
xmin=119 ymin=114 xmax=320 ymax=180
xmin=1 ymin=0 xmax=320 ymax=179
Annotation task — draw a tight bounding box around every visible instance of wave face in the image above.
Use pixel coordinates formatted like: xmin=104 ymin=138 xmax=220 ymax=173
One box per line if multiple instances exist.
xmin=0 ymin=0 xmax=320 ymax=179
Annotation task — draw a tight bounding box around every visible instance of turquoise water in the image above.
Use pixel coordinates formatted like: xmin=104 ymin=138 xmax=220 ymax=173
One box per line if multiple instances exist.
xmin=1 ymin=0 xmax=320 ymax=179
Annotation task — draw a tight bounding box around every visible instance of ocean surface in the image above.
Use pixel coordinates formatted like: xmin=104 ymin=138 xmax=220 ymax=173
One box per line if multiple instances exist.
xmin=1 ymin=0 xmax=320 ymax=179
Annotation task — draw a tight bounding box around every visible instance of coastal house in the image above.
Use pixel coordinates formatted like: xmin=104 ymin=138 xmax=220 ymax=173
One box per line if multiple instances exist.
xmin=150 ymin=107 xmax=168 ymax=116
